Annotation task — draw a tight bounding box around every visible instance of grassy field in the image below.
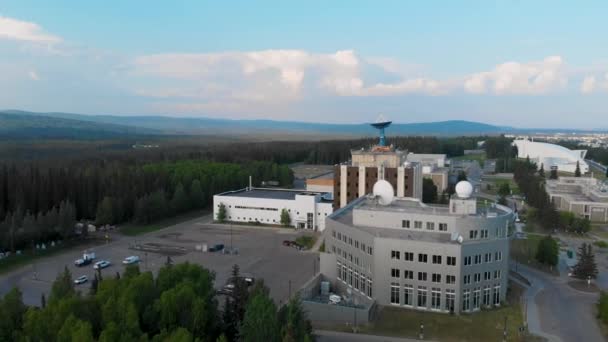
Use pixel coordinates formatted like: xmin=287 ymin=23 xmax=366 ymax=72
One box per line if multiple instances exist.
xmin=120 ymin=209 xmax=209 ymax=236
xmin=322 ymin=282 xmax=535 ymax=342
xmin=452 ymin=153 xmax=487 ymax=163
xmin=510 ymin=233 xmax=559 ymax=275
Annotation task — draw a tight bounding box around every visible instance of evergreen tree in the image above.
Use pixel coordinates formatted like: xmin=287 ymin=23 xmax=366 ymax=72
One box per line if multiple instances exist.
xmin=240 ymin=292 xmax=280 ymax=342
xmin=280 ymin=209 xmax=290 ymax=227
xmin=535 ymin=236 xmax=558 ymax=266
xmin=575 ymin=161 xmax=582 ymax=177
xmin=171 ymin=183 xmax=190 ymax=214
xmin=189 ymin=179 xmax=205 ymax=209
xmin=95 ymin=197 xmax=115 ymax=226
xmin=573 ymin=243 xmax=598 ymax=280
xmin=422 ymin=178 xmax=438 ymax=204
xmin=278 ymin=295 xmax=313 ymax=342
xmin=457 ymin=171 xmax=467 ymax=182
xmin=217 ymin=203 xmax=227 ymax=223
xmin=538 ymin=163 xmax=545 ymax=178
xmin=49 ymin=266 xmax=75 ymax=304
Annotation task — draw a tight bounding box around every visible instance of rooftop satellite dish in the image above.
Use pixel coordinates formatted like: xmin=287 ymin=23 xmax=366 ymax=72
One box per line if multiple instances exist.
xmin=373 ymin=180 xmax=394 ymax=206
xmin=457 ymin=235 xmax=464 ymax=244
xmin=455 ymin=181 xmax=473 ymax=199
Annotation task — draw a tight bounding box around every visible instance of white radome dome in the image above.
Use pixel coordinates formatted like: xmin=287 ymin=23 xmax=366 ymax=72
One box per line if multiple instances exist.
xmin=455 ymin=181 xmax=473 ymax=199
xmin=373 ymin=180 xmax=395 ymax=205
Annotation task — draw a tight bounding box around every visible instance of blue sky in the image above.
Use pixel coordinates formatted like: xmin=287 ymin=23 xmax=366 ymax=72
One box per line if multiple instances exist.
xmin=1 ymin=1 xmax=607 ymax=128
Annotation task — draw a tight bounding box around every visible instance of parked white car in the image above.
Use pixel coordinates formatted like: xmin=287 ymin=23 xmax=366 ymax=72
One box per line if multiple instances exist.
xmin=122 ymin=256 xmax=140 ymax=265
xmin=329 ymin=294 xmax=341 ymax=305
xmin=93 ymin=260 xmax=111 ymax=269
xmin=74 ymin=275 xmax=88 ymax=285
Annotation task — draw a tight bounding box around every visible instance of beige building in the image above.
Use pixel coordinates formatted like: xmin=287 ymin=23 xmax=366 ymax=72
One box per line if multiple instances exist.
xmin=546 ymin=177 xmax=608 ymax=222
xmin=407 ymin=153 xmax=449 ymax=193
xmin=334 ymin=148 xmax=422 ymax=209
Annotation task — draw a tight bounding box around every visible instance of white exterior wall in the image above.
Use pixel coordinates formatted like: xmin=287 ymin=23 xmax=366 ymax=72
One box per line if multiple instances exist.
xmin=213 ymin=192 xmax=333 ymax=231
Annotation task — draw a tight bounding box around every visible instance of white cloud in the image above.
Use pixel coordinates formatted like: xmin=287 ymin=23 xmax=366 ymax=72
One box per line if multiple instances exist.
xmin=0 ymin=16 xmax=61 ymax=43
xmin=131 ymin=51 xmax=579 ymax=112
xmin=28 ymin=70 xmax=39 ymax=81
xmin=464 ymin=56 xmax=567 ymax=95
xmin=581 ymin=76 xmax=596 ymax=93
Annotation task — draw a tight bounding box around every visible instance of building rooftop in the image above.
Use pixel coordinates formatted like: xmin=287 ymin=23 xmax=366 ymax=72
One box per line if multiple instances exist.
xmin=217 ymin=188 xmax=328 ymax=201
xmin=309 ymin=171 xmax=334 ymax=180
xmin=333 ymin=209 xmax=453 ymax=243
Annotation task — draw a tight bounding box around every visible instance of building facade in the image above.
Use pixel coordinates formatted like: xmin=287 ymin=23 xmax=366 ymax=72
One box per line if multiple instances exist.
xmin=333 ymin=161 xmax=422 ymax=209
xmin=213 ymin=188 xmax=333 ymax=231
xmin=546 ymin=177 xmax=608 ymax=223
xmin=321 ymin=184 xmax=513 ymax=314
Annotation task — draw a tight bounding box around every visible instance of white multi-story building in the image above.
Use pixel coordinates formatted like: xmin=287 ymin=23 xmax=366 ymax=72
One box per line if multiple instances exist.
xmin=213 ymin=188 xmax=333 ymax=231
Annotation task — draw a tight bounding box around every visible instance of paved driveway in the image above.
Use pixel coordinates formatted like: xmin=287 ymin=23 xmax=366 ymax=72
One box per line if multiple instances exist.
xmin=513 ymin=263 xmax=604 ymax=342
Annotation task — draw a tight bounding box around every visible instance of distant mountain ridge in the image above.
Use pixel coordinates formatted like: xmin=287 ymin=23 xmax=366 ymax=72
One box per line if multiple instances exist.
xmin=0 ymin=110 xmax=515 ymax=138
xmin=0 ymin=111 xmax=160 ymax=140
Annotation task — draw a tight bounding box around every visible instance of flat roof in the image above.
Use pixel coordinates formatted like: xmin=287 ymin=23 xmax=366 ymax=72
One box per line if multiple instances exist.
xmin=217 ymin=188 xmax=324 ymax=201
xmin=332 ymin=209 xmax=453 ymax=244
xmin=310 ymin=171 xmax=334 ymax=180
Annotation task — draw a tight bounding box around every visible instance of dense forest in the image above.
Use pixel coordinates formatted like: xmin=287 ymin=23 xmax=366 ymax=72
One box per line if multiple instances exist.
xmin=0 ymin=262 xmax=313 ymax=341
xmin=0 ymin=135 xmax=487 ymax=251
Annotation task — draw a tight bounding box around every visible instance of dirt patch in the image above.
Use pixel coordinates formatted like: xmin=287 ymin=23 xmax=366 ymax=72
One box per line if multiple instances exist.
xmin=129 ymin=242 xmax=188 ymax=256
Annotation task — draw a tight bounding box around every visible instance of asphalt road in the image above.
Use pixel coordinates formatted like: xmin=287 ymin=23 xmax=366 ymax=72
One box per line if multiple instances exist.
xmin=0 ymin=214 xmax=318 ymax=307
xmin=514 ymin=262 xmax=605 ymax=342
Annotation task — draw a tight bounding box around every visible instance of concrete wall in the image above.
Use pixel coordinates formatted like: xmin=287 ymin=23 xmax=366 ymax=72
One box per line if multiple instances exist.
xmin=213 ymin=191 xmax=333 ymax=231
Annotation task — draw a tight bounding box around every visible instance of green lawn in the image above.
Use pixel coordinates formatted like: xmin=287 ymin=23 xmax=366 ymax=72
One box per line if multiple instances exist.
xmin=452 ymin=153 xmax=487 ymax=163
xmin=121 ymin=209 xmax=209 ymax=236
xmin=510 ymin=233 xmax=559 ymax=275
xmin=325 ymin=282 xmax=533 ymax=342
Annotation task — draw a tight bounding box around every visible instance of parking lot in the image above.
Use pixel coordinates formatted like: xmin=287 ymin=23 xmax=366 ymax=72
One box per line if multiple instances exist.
xmin=0 ymin=214 xmax=319 ymax=306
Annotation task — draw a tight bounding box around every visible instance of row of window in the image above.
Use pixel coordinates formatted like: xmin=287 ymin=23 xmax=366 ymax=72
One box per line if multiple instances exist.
xmin=391 ymin=269 xmax=457 ymax=284
xmin=468 ymin=229 xmax=489 ymax=239
xmin=463 ymin=252 xmax=503 ymax=266
xmin=462 ymin=285 xmax=501 ymax=311
xmin=391 ymin=250 xmax=456 ymax=266
xmin=402 ymin=220 xmax=448 ymax=231
xmin=233 ymin=205 xmax=279 ymax=211
xmin=389 ymin=284 xmax=501 ymax=311
xmin=332 ymin=230 xmax=373 ymax=255
xmin=334 ymin=246 xmax=364 ymax=268
xmin=337 ymin=262 xmax=373 ymax=298
xmin=390 ymin=284 xmax=454 ymax=311
xmin=463 ymin=270 xmax=502 ymax=284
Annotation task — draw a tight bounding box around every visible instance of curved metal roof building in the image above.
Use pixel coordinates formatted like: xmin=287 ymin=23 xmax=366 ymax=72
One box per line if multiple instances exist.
xmin=513 ymin=139 xmax=589 ymax=174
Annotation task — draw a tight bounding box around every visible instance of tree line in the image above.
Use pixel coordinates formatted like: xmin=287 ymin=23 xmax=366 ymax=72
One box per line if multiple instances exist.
xmin=0 ymin=160 xmax=292 ymax=251
xmin=0 ymin=262 xmax=313 ymax=341
xmin=513 ymin=158 xmax=590 ymax=233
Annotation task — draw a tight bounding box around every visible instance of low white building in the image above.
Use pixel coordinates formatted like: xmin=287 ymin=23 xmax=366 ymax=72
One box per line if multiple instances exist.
xmin=513 ymin=139 xmax=589 ymax=174
xmin=213 ymin=188 xmax=333 ymax=231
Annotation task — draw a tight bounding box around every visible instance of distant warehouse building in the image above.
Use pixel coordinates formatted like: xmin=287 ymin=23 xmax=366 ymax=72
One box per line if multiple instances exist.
xmin=321 ymin=180 xmax=513 ymax=314
xmin=546 ymin=177 xmax=608 ymax=223
xmin=213 ymin=188 xmax=333 ymax=231
xmin=513 ymin=139 xmax=589 ymax=174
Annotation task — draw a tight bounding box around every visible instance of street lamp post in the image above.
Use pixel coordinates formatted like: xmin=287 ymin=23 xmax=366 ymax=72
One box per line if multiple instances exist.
xmin=419 ymin=322 xmax=424 ymax=340
xmin=503 ymin=316 xmax=508 ymax=342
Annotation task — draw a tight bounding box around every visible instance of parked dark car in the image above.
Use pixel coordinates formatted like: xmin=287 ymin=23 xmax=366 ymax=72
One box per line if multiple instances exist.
xmin=209 ymin=244 xmax=225 ymax=252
